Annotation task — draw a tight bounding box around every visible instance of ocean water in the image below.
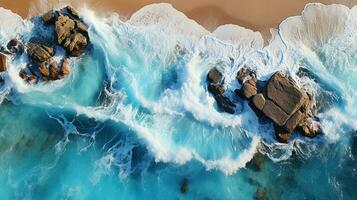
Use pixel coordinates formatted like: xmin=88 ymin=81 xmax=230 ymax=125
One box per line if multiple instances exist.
xmin=0 ymin=3 xmax=356 ymax=200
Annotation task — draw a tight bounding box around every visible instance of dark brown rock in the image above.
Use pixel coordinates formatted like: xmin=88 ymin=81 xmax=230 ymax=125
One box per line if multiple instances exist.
xmin=180 ymin=178 xmax=189 ymax=194
xmin=214 ymin=95 xmax=236 ymax=114
xmin=19 ymin=69 xmax=26 ymax=79
xmin=284 ymin=111 xmax=303 ymax=133
xmin=241 ymin=82 xmax=257 ymax=99
xmin=207 ymin=68 xmax=223 ymax=84
xmin=27 ymin=75 xmax=38 ymax=84
xmin=274 ymin=125 xmax=290 ymax=143
xmin=66 ymin=32 xmax=88 ymax=57
xmin=8 ymin=38 xmax=18 ymax=48
xmin=27 ymin=43 xmax=54 ymax=62
xmin=267 ymin=71 xmax=307 ymax=115
xmin=19 ymin=69 xmax=38 ymax=84
xmin=39 ymin=62 xmax=50 ymax=79
xmin=49 ymin=62 xmax=59 ymax=80
xmin=247 ymin=152 xmax=265 ymax=171
xmin=208 ymin=83 xmax=225 ymax=96
xmin=7 ymin=38 xmax=24 ymax=54
xmin=252 ymin=94 xmax=265 ymax=111
xmin=0 ymin=53 xmax=7 ymax=72
xmin=61 ymin=59 xmax=70 ymax=76
xmin=262 ymin=100 xmax=289 ymax=127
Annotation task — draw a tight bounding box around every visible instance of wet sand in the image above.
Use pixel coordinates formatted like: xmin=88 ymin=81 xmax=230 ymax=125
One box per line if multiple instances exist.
xmin=0 ymin=0 xmax=356 ymax=39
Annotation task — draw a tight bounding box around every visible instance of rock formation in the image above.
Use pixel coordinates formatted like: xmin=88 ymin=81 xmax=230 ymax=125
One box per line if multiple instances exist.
xmin=207 ymin=67 xmax=321 ymax=142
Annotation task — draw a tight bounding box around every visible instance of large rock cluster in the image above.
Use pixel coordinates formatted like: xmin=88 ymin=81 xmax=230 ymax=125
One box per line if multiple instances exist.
xmin=0 ymin=5 xmax=89 ymax=84
xmin=207 ymin=67 xmax=321 ymax=143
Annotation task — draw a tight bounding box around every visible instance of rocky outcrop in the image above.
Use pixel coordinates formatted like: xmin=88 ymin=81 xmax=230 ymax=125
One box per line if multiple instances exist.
xmin=242 ymin=70 xmax=320 ymax=142
xmin=27 ymin=43 xmax=54 ymax=62
xmin=266 ymin=72 xmax=308 ymax=115
xmin=0 ymin=53 xmax=7 ymax=72
xmin=13 ymin=5 xmax=90 ymax=85
xmin=207 ymin=68 xmax=236 ymax=114
xmin=207 ymin=67 xmax=321 ymax=142
xmin=52 ymin=7 xmax=89 ymax=57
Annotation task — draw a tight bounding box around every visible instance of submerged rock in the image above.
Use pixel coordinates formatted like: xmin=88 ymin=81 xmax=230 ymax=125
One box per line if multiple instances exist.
xmin=0 ymin=53 xmax=7 ymax=72
xmin=180 ymin=178 xmax=189 ymax=194
xmin=247 ymin=152 xmax=265 ymax=171
xmin=255 ymin=188 xmax=267 ymax=200
xmin=27 ymin=43 xmax=54 ymax=62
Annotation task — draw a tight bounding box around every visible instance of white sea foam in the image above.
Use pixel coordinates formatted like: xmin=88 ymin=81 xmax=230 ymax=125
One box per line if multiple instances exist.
xmin=129 ymin=3 xmax=209 ymax=39
xmin=0 ymin=7 xmax=24 ymax=42
xmin=212 ymin=24 xmax=264 ymax=49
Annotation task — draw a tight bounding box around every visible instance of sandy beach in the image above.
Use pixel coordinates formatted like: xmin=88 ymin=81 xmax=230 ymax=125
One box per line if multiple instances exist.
xmin=1 ymin=0 xmax=357 ymax=38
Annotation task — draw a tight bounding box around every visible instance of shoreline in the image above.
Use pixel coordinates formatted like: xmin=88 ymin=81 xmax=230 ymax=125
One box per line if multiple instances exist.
xmin=0 ymin=0 xmax=356 ymax=41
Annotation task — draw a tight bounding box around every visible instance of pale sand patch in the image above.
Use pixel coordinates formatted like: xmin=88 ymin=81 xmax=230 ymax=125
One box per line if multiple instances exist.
xmin=0 ymin=0 xmax=356 ymax=40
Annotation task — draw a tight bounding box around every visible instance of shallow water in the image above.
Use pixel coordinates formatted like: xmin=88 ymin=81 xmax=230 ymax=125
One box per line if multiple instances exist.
xmin=0 ymin=3 xmax=357 ymax=200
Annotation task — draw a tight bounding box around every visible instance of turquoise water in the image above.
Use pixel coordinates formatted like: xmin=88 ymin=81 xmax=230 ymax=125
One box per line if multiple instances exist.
xmin=0 ymin=3 xmax=357 ymax=200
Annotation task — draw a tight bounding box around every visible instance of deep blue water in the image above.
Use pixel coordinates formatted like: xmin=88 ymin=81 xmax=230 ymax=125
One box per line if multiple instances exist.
xmin=0 ymin=3 xmax=357 ymax=200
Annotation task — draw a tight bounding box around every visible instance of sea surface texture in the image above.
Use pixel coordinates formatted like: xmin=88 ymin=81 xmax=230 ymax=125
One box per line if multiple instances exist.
xmin=0 ymin=3 xmax=357 ymax=200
